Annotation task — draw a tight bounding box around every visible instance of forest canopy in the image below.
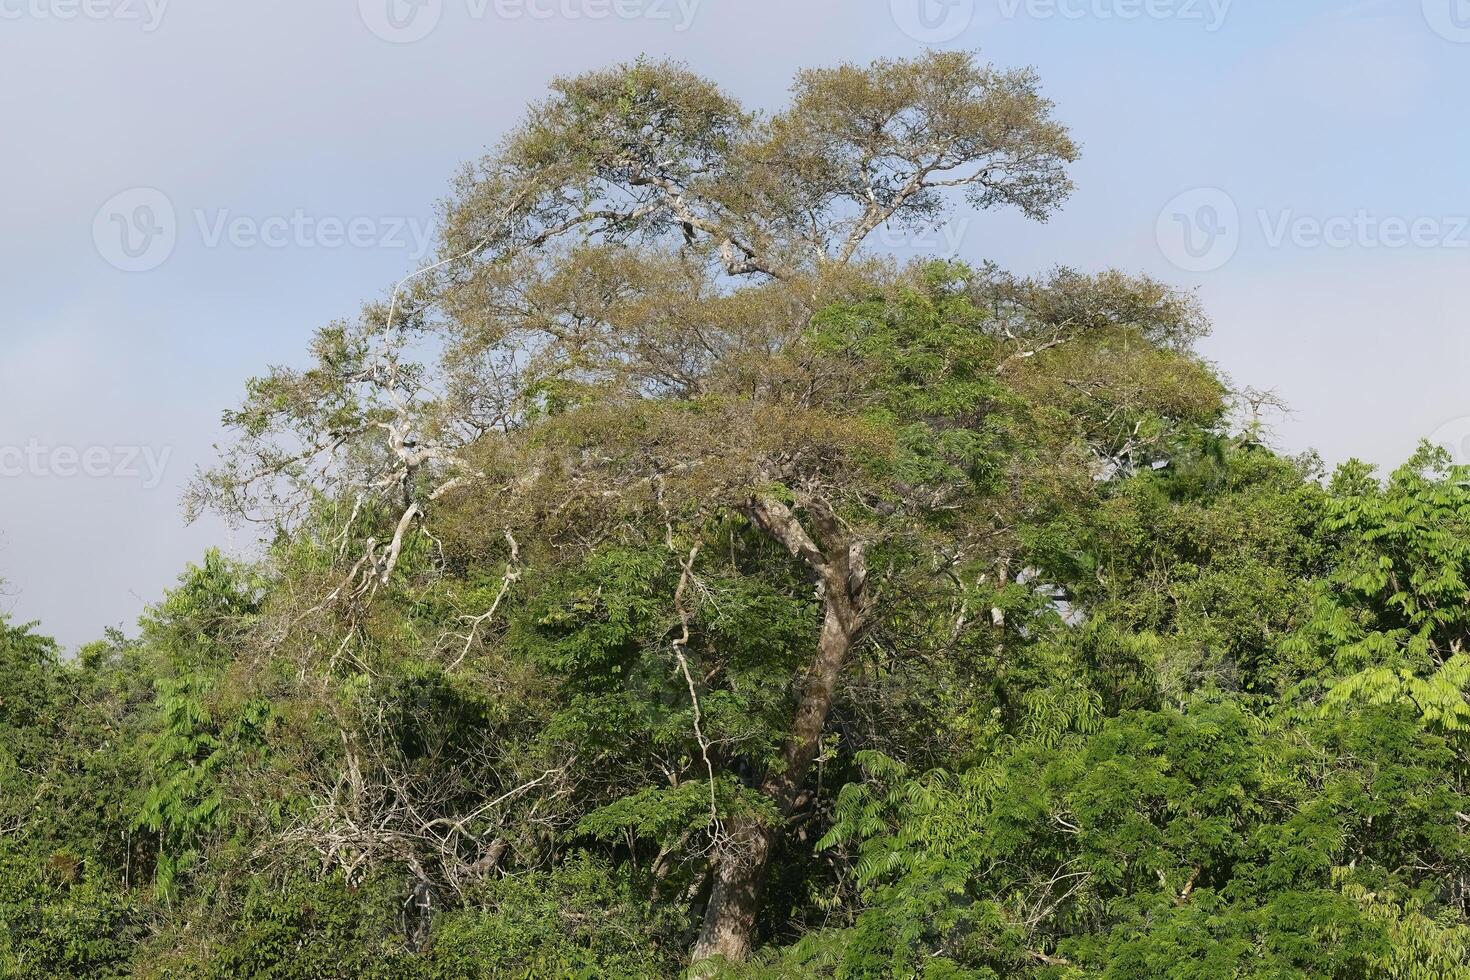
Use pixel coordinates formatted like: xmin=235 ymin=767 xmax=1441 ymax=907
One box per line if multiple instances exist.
xmin=6 ymin=51 xmax=1470 ymax=978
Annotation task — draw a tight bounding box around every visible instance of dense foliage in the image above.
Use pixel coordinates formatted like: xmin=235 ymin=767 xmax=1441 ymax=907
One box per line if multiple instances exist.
xmin=6 ymin=53 xmax=1470 ymax=978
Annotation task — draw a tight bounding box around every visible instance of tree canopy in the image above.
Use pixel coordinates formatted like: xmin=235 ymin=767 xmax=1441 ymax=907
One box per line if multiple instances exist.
xmin=5 ymin=52 xmax=1470 ymax=979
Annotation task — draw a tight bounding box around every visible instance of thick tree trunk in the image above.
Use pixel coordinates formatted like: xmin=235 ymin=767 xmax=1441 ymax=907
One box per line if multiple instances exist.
xmin=690 ymin=817 xmax=775 ymax=963
xmin=692 ymin=583 xmax=862 ymax=963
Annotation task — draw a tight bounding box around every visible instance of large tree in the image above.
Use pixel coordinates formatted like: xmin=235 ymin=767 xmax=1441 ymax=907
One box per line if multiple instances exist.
xmin=195 ymin=51 xmax=1227 ymax=963
xmin=7 ymin=50 xmax=1470 ymax=980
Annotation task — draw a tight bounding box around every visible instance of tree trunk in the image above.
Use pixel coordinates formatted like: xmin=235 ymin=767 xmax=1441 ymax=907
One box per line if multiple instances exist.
xmin=690 ymin=817 xmax=775 ymax=963
xmin=692 ymin=583 xmax=862 ymax=963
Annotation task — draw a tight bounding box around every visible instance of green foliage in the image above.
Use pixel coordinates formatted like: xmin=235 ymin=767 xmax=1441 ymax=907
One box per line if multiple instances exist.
xmin=1300 ymin=445 xmax=1470 ymax=732
xmin=426 ymin=854 xmax=686 ymax=978
xmin=0 ymin=619 xmax=148 ymax=978
xmin=16 ymin=317 xmax=1470 ymax=977
xmin=775 ymin=702 xmax=1467 ymax=978
xmin=0 ymin=850 xmax=143 ymax=980
xmin=145 ymin=873 xmax=416 ymax=979
xmin=0 ymin=616 xmax=64 ymax=787
xmin=8 ymin=53 xmax=1470 ymax=980
xmin=133 ymin=550 xmax=272 ymax=898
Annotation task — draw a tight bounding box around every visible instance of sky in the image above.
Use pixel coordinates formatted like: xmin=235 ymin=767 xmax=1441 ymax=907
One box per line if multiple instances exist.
xmin=2 ymin=0 xmax=1468 ymax=648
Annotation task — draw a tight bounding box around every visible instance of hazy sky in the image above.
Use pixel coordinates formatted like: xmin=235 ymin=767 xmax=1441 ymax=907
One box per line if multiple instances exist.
xmin=3 ymin=0 xmax=1468 ymax=647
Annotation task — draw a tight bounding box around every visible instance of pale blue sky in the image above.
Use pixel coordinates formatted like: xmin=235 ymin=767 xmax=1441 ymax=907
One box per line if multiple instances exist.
xmin=3 ymin=0 xmax=1468 ymax=646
